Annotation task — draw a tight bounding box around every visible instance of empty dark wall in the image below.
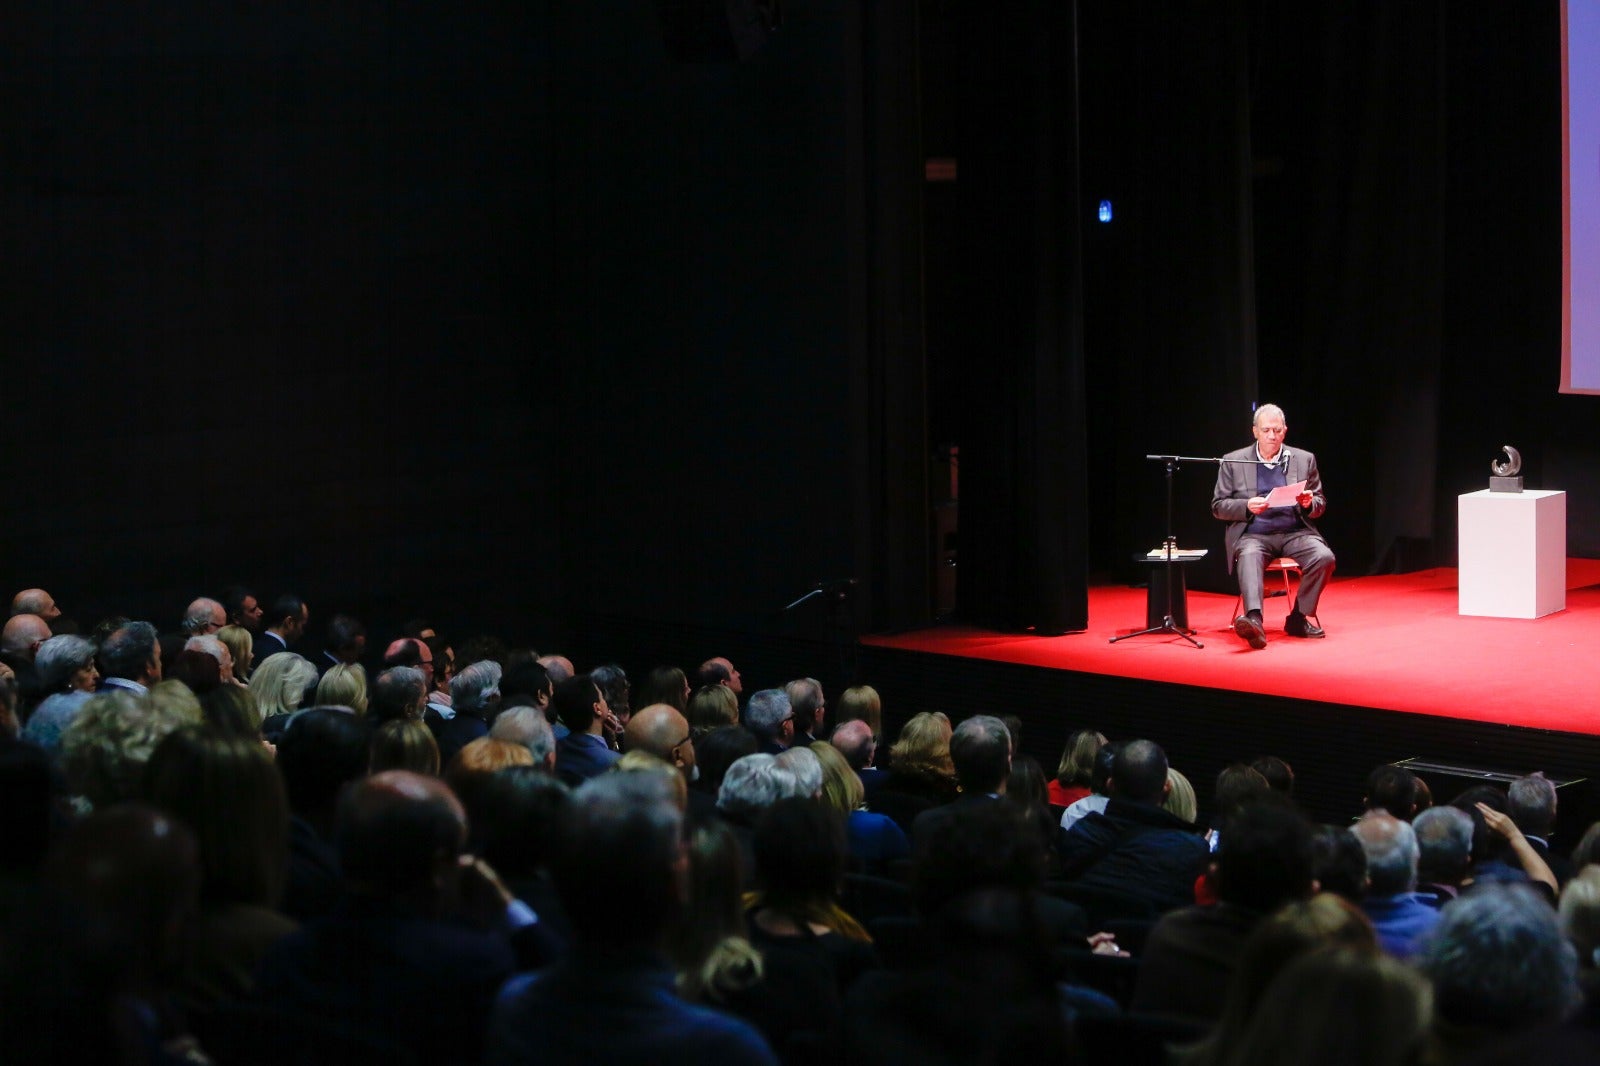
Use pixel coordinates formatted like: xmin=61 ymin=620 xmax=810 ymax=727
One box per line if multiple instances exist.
xmin=543 ymin=4 xmax=867 ymax=632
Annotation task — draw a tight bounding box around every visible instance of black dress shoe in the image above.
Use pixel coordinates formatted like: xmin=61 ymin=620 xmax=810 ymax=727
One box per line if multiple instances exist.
xmin=1285 ymin=611 xmax=1325 ymax=638
xmin=1233 ymin=614 xmax=1267 ymax=649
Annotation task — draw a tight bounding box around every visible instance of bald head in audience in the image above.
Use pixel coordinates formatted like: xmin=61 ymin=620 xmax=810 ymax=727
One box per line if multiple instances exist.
xmin=9 ymin=589 xmax=60 ymax=624
xmin=831 ymin=719 xmax=877 ymax=770
xmin=182 ymin=597 xmax=227 ymax=636
xmin=338 ymin=770 xmax=469 ymax=909
xmin=1 ymin=615 xmax=51 ymax=662
xmin=626 ymin=703 xmax=697 ymax=780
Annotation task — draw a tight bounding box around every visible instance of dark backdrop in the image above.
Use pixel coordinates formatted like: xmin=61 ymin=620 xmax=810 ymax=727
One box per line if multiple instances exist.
xmin=1 ymin=1 xmax=1591 ymax=657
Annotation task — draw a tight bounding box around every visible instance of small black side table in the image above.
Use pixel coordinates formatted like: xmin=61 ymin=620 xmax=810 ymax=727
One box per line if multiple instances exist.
xmin=1133 ymin=552 xmax=1208 ymax=631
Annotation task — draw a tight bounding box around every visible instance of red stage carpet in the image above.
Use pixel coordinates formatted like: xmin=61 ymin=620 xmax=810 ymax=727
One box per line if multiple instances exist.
xmin=863 ymin=560 xmax=1600 ymax=736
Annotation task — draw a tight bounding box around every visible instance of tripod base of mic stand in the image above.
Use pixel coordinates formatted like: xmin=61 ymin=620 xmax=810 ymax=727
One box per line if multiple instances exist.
xmin=1109 ymin=616 xmax=1203 ymax=649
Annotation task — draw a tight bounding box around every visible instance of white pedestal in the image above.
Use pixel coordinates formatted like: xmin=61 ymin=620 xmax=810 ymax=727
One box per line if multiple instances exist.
xmin=1458 ymin=489 xmax=1566 ymax=618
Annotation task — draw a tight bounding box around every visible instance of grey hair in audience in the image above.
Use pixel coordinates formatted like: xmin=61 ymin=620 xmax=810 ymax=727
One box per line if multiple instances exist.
xmin=744 ymin=688 xmax=792 ymax=741
xmin=785 ymin=677 xmax=822 ymax=728
xmin=183 ymin=634 xmax=227 ymax=666
xmin=491 ymin=704 xmax=556 ymax=766
xmin=34 ymin=634 xmax=98 ymax=692
xmin=100 ymin=621 xmax=159 ymax=681
xmin=451 ymin=660 xmax=502 ymax=714
xmin=717 ymin=753 xmax=801 ymax=820
xmin=371 ymin=666 xmax=428 ymax=722
xmin=1417 ymin=882 xmax=1580 ymax=1032
xmin=1350 ymin=812 xmax=1419 ymax=895
xmin=1413 ymin=805 xmax=1475 ymax=885
xmin=1508 ymin=772 xmax=1559 ymax=839
xmin=774 ymin=746 xmax=823 ymax=799
xmin=181 ymin=597 xmax=224 ymax=634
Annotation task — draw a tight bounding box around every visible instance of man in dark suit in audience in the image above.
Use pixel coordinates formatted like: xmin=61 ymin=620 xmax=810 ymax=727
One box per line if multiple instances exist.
xmin=553 ymin=674 xmax=621 ymax=784
xmin=254 ymin=594 xmax=308 ymax=667
xmin=911 ymin=715 xmax=1012 ymax=850
xmin=785 ymin=677 xmax=826 ymax=746
xmin=1057 ymin=739 xmax=1209 ymax=914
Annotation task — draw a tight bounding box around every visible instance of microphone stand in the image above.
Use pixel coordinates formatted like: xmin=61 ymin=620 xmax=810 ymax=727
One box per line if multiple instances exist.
xmin=1109 ymin=454 xmax=1224 ymax=649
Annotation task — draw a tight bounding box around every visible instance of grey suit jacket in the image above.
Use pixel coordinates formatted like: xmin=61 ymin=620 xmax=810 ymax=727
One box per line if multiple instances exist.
xmin=1210 ymin=445 xmax=1327 ymax=572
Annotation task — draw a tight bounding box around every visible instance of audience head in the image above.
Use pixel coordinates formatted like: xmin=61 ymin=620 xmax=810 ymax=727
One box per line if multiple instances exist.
xmin=9 ymin=588 xmax=61 ymax=623
xmin=491 ymin=704 xmax=558 ymax=770
xmin=717 ymin=752 xmax=801 ymax=821
xmin=1507 ymin=771 xmax=1559 ymax=839
xmin=34 ymin=634 xmax=99 ymax=694
xmin=1413 ymin=805 xmax=1475 ymax=888
xmin=589 ymin=663 xmax=630 ymax=723
xmin=248 ymin=652 xmax=319 ymax=722
xmin=949 ymin=715 xmax=1013 ymax=795
xmin=142 ymin=726 xmax=288 ymax=909
xmin=888 ymin=711 xmax=955 ymax=779
xmin=1350 ymin=811 xmax=1420 ymax=895
xmin=834 ymin=684 xmax=882 ymax=740
xmin=697 ymin=656 xmax=743 ymax=695
xmin=812 ymin=740 xmax=865 ymax=816
xmin=625 ymin=703 xmax=696 ymax=779
xmin=267 ymin=594 xmax=309 ymax=640
xmin=181 ymin=597 xmax=227 ymax=636
xmin=275 ymin=706 xmax=371 ymax=819
xmin=446 ymin=737 xmax=534 ymax=828
xmin=1213 ymin=762 xmax=1272 ymax=826
xmin=744 ymin=688 xmax=794 ymax=747
xmin=1449 ymin=784 xmax=1512 ymax=864
xmin=784 ymin=677 xmax=824 ymax=738
xmin=1054 ymin=728 xmax=1105 ymax=789
xmin=1162 ymin=766 xmax=1198 ymax=823
xmin=500 ymin=659 xmax=553 ymax=712
xmin=1227 ymin=948 xmax=1432 ymax=1066
xmin=216 ymin=625 xmax=254 ymax=682
xmin=686 ymin=683 xmax=739 ymax=733
xmin=553 ymin=772 xmax=686 ymax=947
xmin=474 ymin=766 xmax=570 ymax=881
xmin=1560 ymin=866 xmax=1600 ymax=971
xmin=1215 ymin=795 xmax=1316 ymax=911
xmin=370 ymin=665 xmax=428 ymax=723
xmin=60 ymin=690 xmax=195 ymax=811
xmin=830 ymin=718 xmax=877 ymax=771
xmin=1363 ymin=763 xmax=1420 ymax=819
xmin=638 ymin=665 xmax=690 ymax=713
xmin=450 ymin=659 xmax=502 ymax=719
xmin=369 ymin=718 xmax=441 ymax=776
xmin=1110 ymin=738 xmax=1168 ymax=805
xmin=323 ymin=613 xmax=367 ymax=664
xmin=774 ymin=745 xmax=823 ymax=799
xmin=99 ymin=621 xmax=161 ymax=685
xmin=199 ymin=684 xmax=262 ymax=739
xmin=316 ymin=662 xmax=369 ymax=715
xmin=1244 ymin=755 xmax=1293 ymax=795
xmin=695 ymin=726 xmax=759 ymax=796
xmin=913 ymin=800 xmax=1047 ymax=921
xmin=752 ymin=796 xmax=847 ymax=914
xmin=1417 ymin=882 xmax=1579 ymax=1035
xmin=221 ymin=585 xmax=263 ymax=631
xmin=0 ymin=614 xmax=52 ymax=665
xmin=337 ymin=770 xmax=467 ymax=907
xmin=169 ymin=649 xmax=223 ymax=695
xmin=1310 ymin=824 xmax=1370 ymax=902
xmin=535 ymin=653 xmax=574 ymax=683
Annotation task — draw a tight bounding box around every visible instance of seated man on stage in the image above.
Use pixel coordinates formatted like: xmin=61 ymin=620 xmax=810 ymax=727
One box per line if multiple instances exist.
xmin=1211 ymin=404 xmax=1336 ymax=649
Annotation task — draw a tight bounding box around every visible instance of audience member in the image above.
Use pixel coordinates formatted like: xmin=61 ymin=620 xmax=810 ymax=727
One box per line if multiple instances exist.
xmin=813 ymin=739 xmax=910 ymax=874
xmin=249 ymin=652 xmax=319 ymax=737
xmin=1413 ymin=804 xmax=1475 ymax=904
xmin=833 ymin=684 xmax=883 ymax=743
xmin=59 ymin=689 xmax=195 ymax=811
xmin=437 ymin=659 xmax=502 ymax=769
xmin=181 ymin=597 xmax=227 ymax=636
xmin=370 ymin=664 xmax=428 ymax=724
xmin=744 ymin=687 xmax=795 ymax=755
xmin=369 ymin=717 xmax=441 ymax=775
xmin=912 ymin=714 xmax=1012 ymax=849
xmin=697 ymin=656 xmax=744 ymax=695
xmin=1049 ymin=727 xmax=1105 ymax=809
xmin=491 ymin=704 xmax=558 ymax=773
xmin=1058 ymin=738 xmax=1210 ymax=914
xmin=254 ymin=594 xmax=308 ymax=665
xmin=257 ymin=771 xmax=517 ymax=1065
xmin=274 ymin=707 xmax=371 ymax=921
xmin=488 ymin=773 xmax=776 ymax=1065
xmin=552 ymin=672 xmax=620 ymax=785
xmin=1058 ymin=739 xmax=1118 ymax=833
xmin=1508 ymin=771 xmax=1575 ymax=885
xmin=216 ymin=624 xmax=254 ymax=684
xmin=874 ymin=711 xmax=959 ymax=833
xmin=315 ymin=662 xmax=369 ymax=716
xmin=785 ymin=677 xmax=826 ymax=745
xmin=1350 ymin=811 xmax=1440 ymax=958
xmin=98 ymin=620 xmax=163 ymax=696
xmin=637 ymin=665 xmax=691 ymax=713
xmin=21 ymin=634 xmax=101 ymax=753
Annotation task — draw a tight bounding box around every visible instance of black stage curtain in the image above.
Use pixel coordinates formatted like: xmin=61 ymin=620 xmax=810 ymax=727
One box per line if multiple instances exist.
xmin=937 ymin=0 xmax=1090 ymax=634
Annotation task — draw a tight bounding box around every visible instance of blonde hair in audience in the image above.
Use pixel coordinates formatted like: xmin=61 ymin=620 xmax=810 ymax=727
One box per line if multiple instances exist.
xmin=811 ymin=740 xmax=864 ymax=815
xmin=370 ymin=718 xmax=441 ymax=776
xmin=888 ymin=711 xmax=954 ymax=778
xmin=669 ymin=820 xmax=764 ymax=1004
xmin=217 ymin=625 xmax=254 ymax=683
xmin=317 ymin=662 xmax=369 ymax=716
xmin=614 ymin=749 xmax=688 ymax=811
xmin=1055 ymin=728 xmax=1106 ymax=787
xmin=835 ymin=685 xmax=883 ymax=739
xmin=1560 ymin=865 xmax=1600 ymax=969
xmin=687 ymin=684 xmax=739 ymax=734
xmin=248 ymin=653 xmax=319 ymax=723
xmin=1164 ymin=767 xmax=1198 ymax=824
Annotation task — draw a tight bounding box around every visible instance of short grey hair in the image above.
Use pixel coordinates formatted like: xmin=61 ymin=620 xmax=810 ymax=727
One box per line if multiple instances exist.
xmin=452 ymin=660 xmax=502 ymax=714
xmin=492 ymin=705 xmax=556 ymax=765
xmin=1253 ymin=403 xmax=1286 ymax=428
xmin=372 ymin=666 xmax=427 ymax=721
xmin=1508 ymin=772 xmax=1559 ymax=838
xmin=775 ymin=746 xmax=823 ymax=798
xmin=717 ymin=753 xmax=801 ymax=820
xmin=744 ymin=688 xmax=792 ymax=740
xmin=34 ymin=634 xmax=98 ymax=692
xmin=1350 ymin=812 xmax=1419 ymax=895
xmin=830 ymin=719 xmax=876 ymax=770
xmin=1418 ymin=883 xmax=1580 ymax=1031
xmin=785 ymin=678 xmax=823 ymax=726
xmin=1413 ymin=806 xmax=1474 ymax=884
xmin=183 ymin=635 xmax=227 ymax=666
